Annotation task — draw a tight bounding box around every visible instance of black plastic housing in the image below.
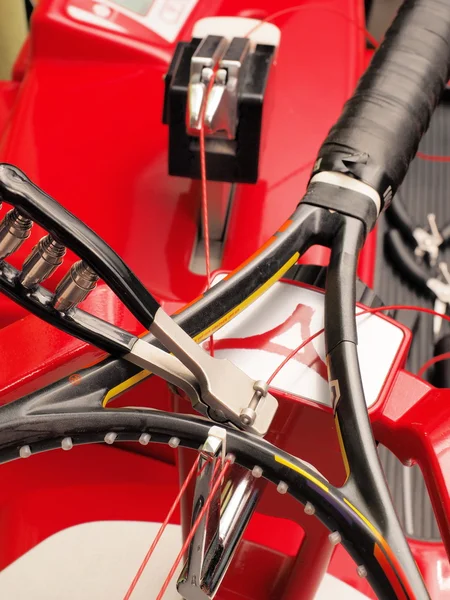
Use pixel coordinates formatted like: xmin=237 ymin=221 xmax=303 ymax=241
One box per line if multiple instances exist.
xmin=163 ymin=38 xmax=275 ymax=184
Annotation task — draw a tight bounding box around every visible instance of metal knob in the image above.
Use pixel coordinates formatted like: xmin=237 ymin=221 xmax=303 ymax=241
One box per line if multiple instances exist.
xmin=53 ymin=260 xmax=99 ymax=312
xmin=0 ymin=208 xmax=32 ymax=260
xmin=20 ymin=235 xmax=66 ymax=289
xmin=239 ymin=380 xmax=269 ymax=427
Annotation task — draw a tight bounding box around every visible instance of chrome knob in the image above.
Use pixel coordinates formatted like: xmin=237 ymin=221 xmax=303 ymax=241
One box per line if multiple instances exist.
xmin=0 ymin=208 xmax=32 ymax=260
xmin=20 ymin=235 xmax=66 ymax=289
xmin=53 ymin=260 xmax=99 ymax=312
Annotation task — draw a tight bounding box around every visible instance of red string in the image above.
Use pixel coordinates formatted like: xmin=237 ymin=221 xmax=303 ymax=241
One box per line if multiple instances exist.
xmin=363 ymin=28 xmax=380 ymax=49
xmin=416 ymin=151 xmax=450 ymax=163
xmin=267 ymin=327 xmax=322 ymax=384
xmin=156 ymin=458 xmax=232 ymax=600
xmin=199 ymin=75 xmax=216 ymax=356
xmin=268 ymin=160 xmax=315 ymax=192
xmin=199 ymin=77 xmax=215 ymax=290
xmin=123 ymin=454 xmax=201 ymax=600
xmin=267 ymin=304 xmax=450 ymax=384
xmin=245 ymin=3 xmax=325 ymax=36
xmin=245 ymin=2 xmax=379 ymax=47
xmin=418 ymin=352 xmax=450 ymax=378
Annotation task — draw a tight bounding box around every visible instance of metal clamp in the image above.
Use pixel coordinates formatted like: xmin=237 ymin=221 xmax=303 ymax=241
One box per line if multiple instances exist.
xmin=178 ymin=427 xmax=263 ymax=600
xmin=164 ymin=31 xmax=276 ymax=182
xmin=203 ymin=37 xmax=250 ymax=139
xmin=188 ymin=35 xmax=229 ymax=132
xmin=188 ymin=35 xmax=251 ymax=140
xmin=177 ymin=427 xmax=224 ymax=599
xmin=138 ymin=309 xmax=278 ymax=437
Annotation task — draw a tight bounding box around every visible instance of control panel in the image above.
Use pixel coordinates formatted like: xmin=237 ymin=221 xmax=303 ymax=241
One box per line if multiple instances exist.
xmin=66 ymin=0 xmax=200 ymax=43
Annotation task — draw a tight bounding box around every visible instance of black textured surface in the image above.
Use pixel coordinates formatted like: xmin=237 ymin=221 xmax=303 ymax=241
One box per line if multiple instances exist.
xmin=164 ymin=38 xmax=275 ymax=183
xmin=376 ymin=98 xmax=450 ymax=381
xmin=374 ymin=99 xmax=450 ymax=542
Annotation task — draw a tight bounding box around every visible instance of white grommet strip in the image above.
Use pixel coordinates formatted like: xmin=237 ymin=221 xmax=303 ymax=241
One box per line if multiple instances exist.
xmin=61 ymin=437 xmax=73 ymax=451
xmin=304 ymin=502 xmax=316 ymax=515
xmin=310 ymin=171 xmax=381 ymax=215
xmin=277 ymin=481 xmax=288 ymax=494
xmin=252 ymin=466 xmax=263 ymax=478
xmin=104 ymin=432 xmax=117 ymax=445
xmin=357 ymin=565 xmax=368 ymax=578
xmin=19 ymin=445 xmax=31 ymax=459
xmin=328 ymin=531 xmax=342 ymax=546
xmin=139 ymin=433 xmax=151 ymax=446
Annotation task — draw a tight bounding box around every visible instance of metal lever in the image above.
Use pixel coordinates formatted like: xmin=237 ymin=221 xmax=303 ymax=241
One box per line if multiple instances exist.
xmin=178 ymin=428 xmax=263 ymax=600
xmin=177 ymin=427 xmax=224 ymax=600
xmin=149 ymin=309 xmax=278 ymax=436
xmin=125 ymin=338 xmax=204 ymax=416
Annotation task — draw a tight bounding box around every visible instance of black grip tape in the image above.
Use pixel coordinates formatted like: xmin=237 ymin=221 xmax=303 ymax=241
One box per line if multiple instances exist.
xmin=312 ymin=0 xmax=450 ymax=217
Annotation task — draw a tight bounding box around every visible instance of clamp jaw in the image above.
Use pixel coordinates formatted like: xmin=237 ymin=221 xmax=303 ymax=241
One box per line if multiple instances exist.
xmin=163 ymin=24 xmax=277 ymax=183
xmin=177 ymin=427 xmax=224 ymax=600
xmin=177 ymin=427 xmax=263 ymax=600
xmin=187 ymin=35 xmax=230 ymax=133
xmin=187 ymin=35 xmax=251 ymax=140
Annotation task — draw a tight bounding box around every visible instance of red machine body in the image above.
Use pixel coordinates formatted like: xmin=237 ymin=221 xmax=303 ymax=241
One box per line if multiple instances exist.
xmin=0 ymin=1 xmax=448 ymax=598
